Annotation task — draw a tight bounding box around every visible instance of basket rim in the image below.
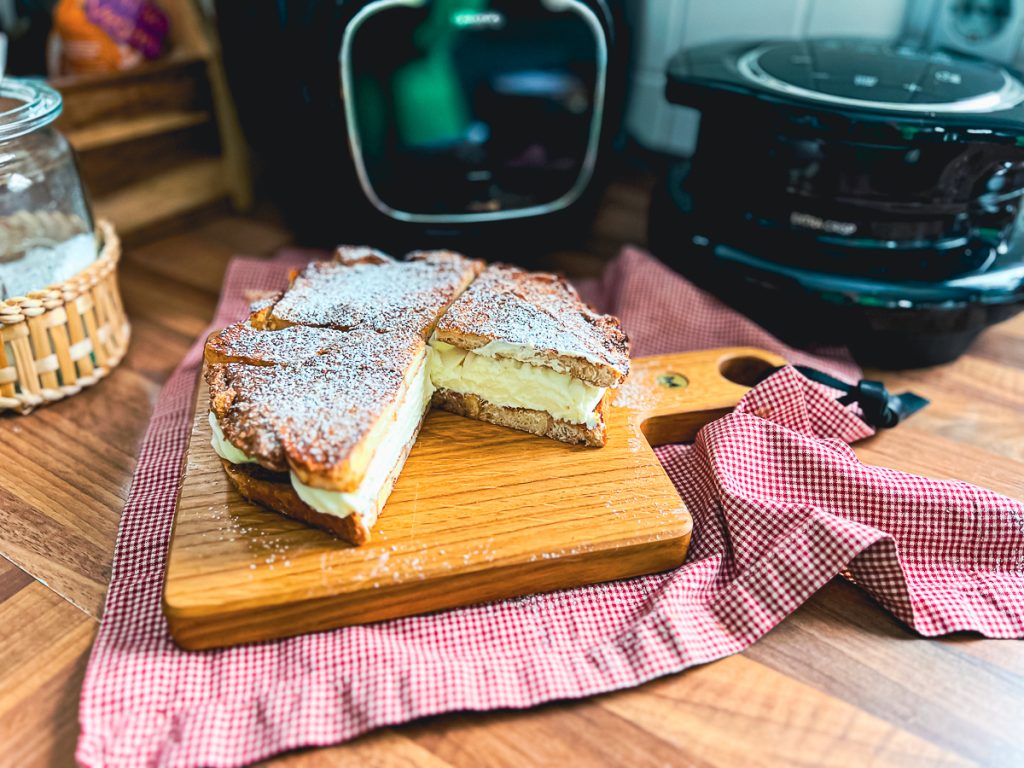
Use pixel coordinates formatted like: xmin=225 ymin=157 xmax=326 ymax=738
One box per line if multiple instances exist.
xmin=1 ymin=218 xmax=119 ymax=315
xmin=0 ymin=217 xmax=128 ymax=414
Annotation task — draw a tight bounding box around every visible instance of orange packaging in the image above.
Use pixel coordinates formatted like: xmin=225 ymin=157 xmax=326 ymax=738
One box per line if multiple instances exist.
xmin=49 ymin=0 xmax=168 ymax=76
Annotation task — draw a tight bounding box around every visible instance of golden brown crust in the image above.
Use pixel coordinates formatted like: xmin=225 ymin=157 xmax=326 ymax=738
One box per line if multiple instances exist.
xmin=333 ymin=245 xmax=392 ymax=266
xmin=431 ymin=388 xmax=607 ymax=447
xmin=433 ymin=264 xmax=629 ymax=388
xmin=246 ymin=291 xmax=283 ymax=329
xmin=203 ymin=324 xmax=428 ymax=490
xmin=221 ymin=461 xmax=372 ymax=545
xmin=206 ymin=364 xmax=287 ymax=471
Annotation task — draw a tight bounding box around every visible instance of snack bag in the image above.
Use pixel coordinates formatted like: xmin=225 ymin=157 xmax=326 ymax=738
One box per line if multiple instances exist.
xmin=50 ymin=0 xmax=168 ymax=75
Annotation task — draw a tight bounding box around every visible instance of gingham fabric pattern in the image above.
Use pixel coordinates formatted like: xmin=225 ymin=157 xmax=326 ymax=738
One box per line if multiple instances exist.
xmin=77 ymin=247 xmax=1024 ymax=767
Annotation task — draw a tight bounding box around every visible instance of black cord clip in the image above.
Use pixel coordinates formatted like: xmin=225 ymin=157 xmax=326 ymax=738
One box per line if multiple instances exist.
xmin=758 ymin=365 xmax=929 ymax=429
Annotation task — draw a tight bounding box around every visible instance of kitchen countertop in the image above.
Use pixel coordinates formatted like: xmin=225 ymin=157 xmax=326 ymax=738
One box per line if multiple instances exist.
xmin=1 ymin=177 xmax=1023 ymax=767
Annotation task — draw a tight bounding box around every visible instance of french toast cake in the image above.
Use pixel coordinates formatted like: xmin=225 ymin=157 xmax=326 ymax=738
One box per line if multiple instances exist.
xmin=205 ymin=249 xmax=630 ymax=544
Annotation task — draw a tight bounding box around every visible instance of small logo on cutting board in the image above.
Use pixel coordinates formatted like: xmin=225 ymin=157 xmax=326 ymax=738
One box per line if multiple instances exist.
xmin=657 ymin=372 xmax=689 ymax=389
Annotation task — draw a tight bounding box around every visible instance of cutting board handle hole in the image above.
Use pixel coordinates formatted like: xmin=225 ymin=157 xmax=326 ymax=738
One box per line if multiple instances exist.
xmin=719 ymin=355 xmax=775 ymax=388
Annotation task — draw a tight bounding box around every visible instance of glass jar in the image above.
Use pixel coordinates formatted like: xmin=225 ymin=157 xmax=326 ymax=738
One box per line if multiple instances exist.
xmin=0 ymin=78 xmax=95 ymax=301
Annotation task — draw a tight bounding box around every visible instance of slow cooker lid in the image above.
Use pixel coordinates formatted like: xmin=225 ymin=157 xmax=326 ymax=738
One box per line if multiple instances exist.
xmin=738 ymin=39 xmax=1024 ymax=115
xmin=666 ymin=37 xmax=1024 ymax=132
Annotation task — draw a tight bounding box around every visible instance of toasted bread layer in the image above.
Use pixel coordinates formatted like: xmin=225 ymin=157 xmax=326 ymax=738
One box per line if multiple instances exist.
xmin=255 ymin=248 xmax=483 ymax=338
xmin=221 ymin=461 xmax=372 ymax=545
xmin=433 ymin=264 xmax=629 ymax=388
xmin=431 ymin=387 xmax=607 ymax=447
xmin=204 ymin=323 xmax=427 ymax=491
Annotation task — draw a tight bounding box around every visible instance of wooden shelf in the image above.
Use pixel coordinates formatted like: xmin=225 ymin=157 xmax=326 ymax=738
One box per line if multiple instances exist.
xmin=51 ymin=0 xmax=252 ymax=234
xmin=92 ymin=157 xmax=227 ymax=236
xmin=50 ymin=49 xmax=207 ymax=92
xmin=66 ymin=110 xmax=212 ymax=152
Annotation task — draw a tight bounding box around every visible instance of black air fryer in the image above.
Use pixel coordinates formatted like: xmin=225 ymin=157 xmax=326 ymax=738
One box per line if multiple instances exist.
xmin=216 ymin=0 xmax=625 ymax=254
xmin=648 ymin=38 xmax=1024 ymax=367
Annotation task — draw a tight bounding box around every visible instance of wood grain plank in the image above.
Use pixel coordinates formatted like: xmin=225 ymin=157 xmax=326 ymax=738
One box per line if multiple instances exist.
xmin=93 ymin=158 xmax=229 ymax=237
xmin=259 ymin=730 xmax=454 ymax=768
xmin=874 ymin=354 xmax=1024 ymax=412
xmin=855 ymin=425 xmax=1024 ymax=500
xmin=964 ymin=322 xmax=1024 ymax=369
xmin=118 ymin=260 xmax=219 ymax=340
xmin=0 ymin=555 xmax=34 ymax=602
xmin=746 ymin=579 xmax=1024 ymax=767
xmin=405 ymin=697 xmax=715 ymax=768
xmin=863 ymin=392 xmax=1024 ymax=462
xmin=67 ymin=110 xmax=212 ymax=152
xmin=190 ymin=214 xmax=294 ymax=257
xmin=54 ymin=55 xmax=209 ymax=132
xmin=0 ymin=582 xmax=95 ymax=768
xmin=120 ymin=223 xmax=271 ymax=295
xmin=78 ymin=122 xmax=220 ymax=199
xmin=0 ymin=214 xmax=295 ymax=767
xmin=0 ymin=367 xmax=154 ymax=616
xmin=600 ymin=654 xmax=974 ymax=767
xmin=863 ymin=325 xmax=1024 ymax=464
xmin=118 ymin=314 xmax=196 ymax=384
xmin=0 ymin=218 xmax=293 ymax=619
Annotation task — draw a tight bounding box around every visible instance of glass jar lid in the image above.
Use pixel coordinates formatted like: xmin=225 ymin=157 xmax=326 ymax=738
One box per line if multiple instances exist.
xmin=0 ymin=78 xmax=62 ymax=143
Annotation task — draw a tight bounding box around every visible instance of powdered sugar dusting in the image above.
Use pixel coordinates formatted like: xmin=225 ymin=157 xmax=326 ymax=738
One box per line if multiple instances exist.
xmin=610 ymin=371 xmax=657 ymax=411
xmin=247 ymin=291 xmax=281 ymax=316
xmin=435 ymin=264 xmax=629 ymax=380
xmin=206 ymin=322 xmax=418 ymax=369
xmin=269 ymin=250 xmax=481 ymax=338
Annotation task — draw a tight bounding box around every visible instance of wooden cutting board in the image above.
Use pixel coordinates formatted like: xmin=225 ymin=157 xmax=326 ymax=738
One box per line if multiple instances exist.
xmin=164 ymin=347 xmax=784 ymax=650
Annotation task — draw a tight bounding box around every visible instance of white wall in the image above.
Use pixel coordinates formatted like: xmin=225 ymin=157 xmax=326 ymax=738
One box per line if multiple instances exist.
xmin=627 ymin=0 xmax=909 ymax=155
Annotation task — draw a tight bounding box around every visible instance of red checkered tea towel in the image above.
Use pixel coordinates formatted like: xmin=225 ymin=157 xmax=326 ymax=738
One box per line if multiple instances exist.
xmin=77 ymin=247 xmax=1024 ymax=767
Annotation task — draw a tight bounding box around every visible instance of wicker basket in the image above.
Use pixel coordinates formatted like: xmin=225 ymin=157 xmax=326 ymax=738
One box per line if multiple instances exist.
xmin=0 ymin=218 xmax=129 ymax=414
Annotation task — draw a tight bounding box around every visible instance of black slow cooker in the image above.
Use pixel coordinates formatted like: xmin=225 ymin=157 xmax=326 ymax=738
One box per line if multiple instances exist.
xmin=648 ymin=38 xmax=1024 ymax=367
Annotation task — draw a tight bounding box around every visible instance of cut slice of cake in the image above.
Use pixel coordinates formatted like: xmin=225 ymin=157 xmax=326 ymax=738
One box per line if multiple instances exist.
xmin=204 ymin=322 xmax=432 ymax=544
xmin=428 ymin=264 xmax=630 ymax=447
xmin=251 ymin=246 xmax=483 ymax=339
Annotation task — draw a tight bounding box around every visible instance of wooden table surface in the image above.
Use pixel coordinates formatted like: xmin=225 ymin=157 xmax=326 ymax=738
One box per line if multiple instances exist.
xmin=2 ymin=177 xmax=1023 ymax=767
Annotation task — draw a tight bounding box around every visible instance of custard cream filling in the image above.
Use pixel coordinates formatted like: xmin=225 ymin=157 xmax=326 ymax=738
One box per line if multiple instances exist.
xmin=209 ymin=356 xmax=433 ymax=524
xmin=208 ymin=411 xmax=257 ymax=465
xmin=429 ymin=339 xmax=606 ymax=428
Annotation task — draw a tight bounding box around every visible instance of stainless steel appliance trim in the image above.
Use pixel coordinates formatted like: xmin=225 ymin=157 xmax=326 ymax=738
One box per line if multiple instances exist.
xmin=340 ymin=0 xmax=608 ymax=223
